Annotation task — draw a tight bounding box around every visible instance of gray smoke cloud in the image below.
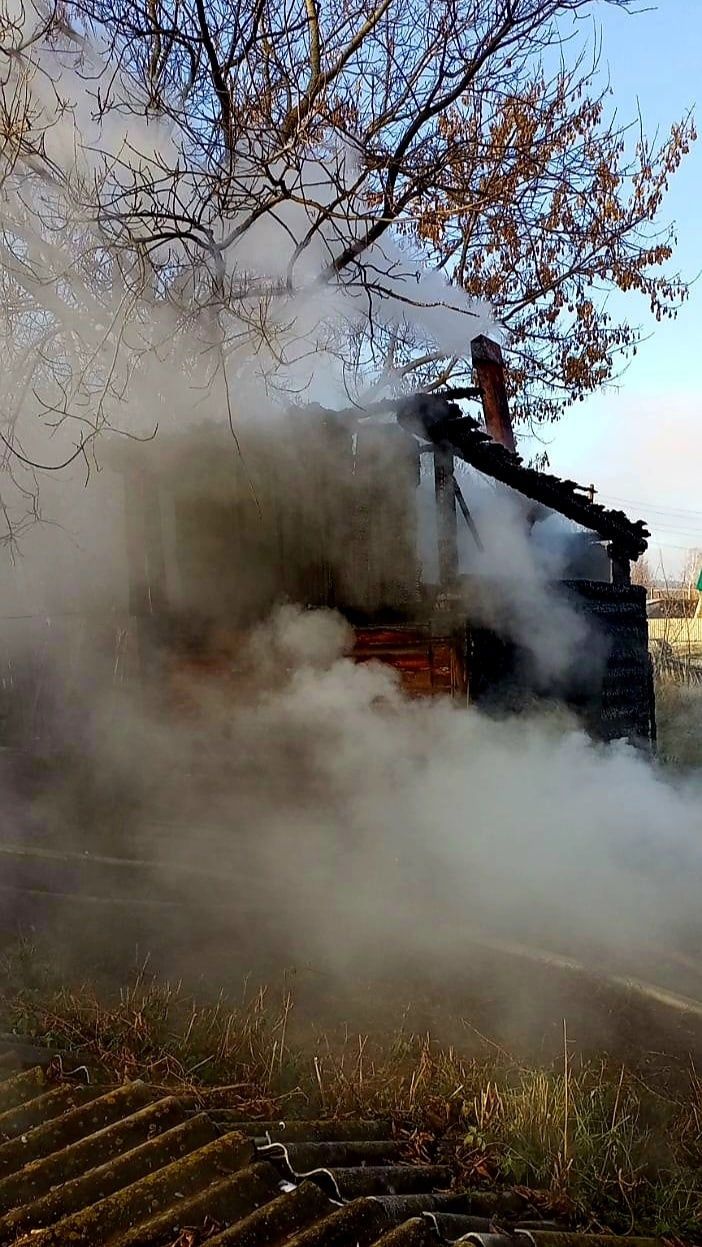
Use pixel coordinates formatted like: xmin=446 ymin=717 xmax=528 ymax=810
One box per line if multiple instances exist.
xmin=2 ymin=0 xmax=702 ymax=1041
xmin=4 ymin=599 xmax=701 ymax=998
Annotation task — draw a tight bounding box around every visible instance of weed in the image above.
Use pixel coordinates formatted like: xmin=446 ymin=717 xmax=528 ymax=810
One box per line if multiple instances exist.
xmin=0 ymin=958 xmax=701 ymax=1236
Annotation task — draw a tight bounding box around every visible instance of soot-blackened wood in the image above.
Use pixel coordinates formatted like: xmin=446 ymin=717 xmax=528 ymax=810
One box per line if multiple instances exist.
xmin=564 ymin=580 xmax=653 ymax=745
xmin=454 ymin=478 xmax=483 ymax=550
xmin=608 ymin=544 xmax=632 ymax=586
xmin=433 ymin=445 xmax=458 ymax=588
xmin=308 ymin=396 xmax=649 ymax=560
xmin=429 ymin=412 xmax=649 ymax=561
xmin=468 ymin=582 xmax=654 ymax=747
xmin=471 ymin=335 xmax=516 ymax=453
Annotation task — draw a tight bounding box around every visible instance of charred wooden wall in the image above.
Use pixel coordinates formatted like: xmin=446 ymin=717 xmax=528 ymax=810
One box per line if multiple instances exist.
xmin=158 ymin=418 xmax=422 ymax=627
xmin=351 ymin=624 xmax=468 ymax=701
xmin=564 ymin=581 xmax=653 ymax=744
xmin=468 ymin=581 xmax=654 ymax=746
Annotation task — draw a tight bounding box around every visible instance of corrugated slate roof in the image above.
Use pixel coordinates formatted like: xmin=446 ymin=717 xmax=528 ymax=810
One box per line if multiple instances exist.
xmin=0 ymin=1065 xmax=665 ymax=1246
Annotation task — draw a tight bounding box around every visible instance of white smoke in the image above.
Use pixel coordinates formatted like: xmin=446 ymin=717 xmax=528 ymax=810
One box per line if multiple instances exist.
xmin=17 ymin=603 xmax=696 ymax=1002
xmin=3 ymin=0 xmax=702 ymax=1031
xmin=414 ymin=461 xmax=594 ymax=684
xmin=0 ymin=1 xmax=493 ymax=410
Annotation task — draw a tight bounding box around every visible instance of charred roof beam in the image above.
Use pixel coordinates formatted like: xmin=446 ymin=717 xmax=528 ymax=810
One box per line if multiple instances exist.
xmin=412 ymin=408 xmax=649 ymax=563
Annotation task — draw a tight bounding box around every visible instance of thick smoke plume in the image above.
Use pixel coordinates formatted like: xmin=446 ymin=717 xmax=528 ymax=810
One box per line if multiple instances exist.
xmin=1 ymin=3 xmax=702 ymax=1037
xmin=0 ymin=0 xmax=493 ymax=546
xmin=0 ymin=408 xmax=700 ymax=1016
xmin=8 ymin=602 xmax=701 ymax=1002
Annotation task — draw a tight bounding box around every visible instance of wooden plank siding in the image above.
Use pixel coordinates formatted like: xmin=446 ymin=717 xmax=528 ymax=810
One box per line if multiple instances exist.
xmin=351 ymin=625 xmax=468 ymax=702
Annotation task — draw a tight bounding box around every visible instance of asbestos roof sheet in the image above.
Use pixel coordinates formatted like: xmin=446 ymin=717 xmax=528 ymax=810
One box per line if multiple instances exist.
xmin=0 ymin=1065 xmax=666 ymax=1246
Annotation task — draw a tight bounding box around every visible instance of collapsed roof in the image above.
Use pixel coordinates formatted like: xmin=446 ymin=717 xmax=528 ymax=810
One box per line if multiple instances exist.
xmin=395 ymin=396 xmax=650 ymax=562
xmin=309 ymin=390 xmax=649 ymax=564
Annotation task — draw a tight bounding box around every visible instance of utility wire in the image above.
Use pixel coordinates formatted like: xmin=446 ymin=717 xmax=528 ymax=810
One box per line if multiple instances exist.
xmin=599 ymin=493 xmax=702 ymax=520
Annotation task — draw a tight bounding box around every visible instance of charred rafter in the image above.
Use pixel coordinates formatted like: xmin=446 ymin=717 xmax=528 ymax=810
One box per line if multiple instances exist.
xmin=301 ymin=394 xmax=649 ymax=562
xmin=428 ymin=407 xmax=649 ymax=561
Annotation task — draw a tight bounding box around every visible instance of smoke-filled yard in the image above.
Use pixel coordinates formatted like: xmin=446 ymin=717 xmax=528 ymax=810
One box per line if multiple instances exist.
xmin=1 ymin=603 xmax=701 ymax=1008
xmin=0 ymin=0 xmax=700 ymax=1242
xmin=1 ymin=607 xmax=702 ymax=1238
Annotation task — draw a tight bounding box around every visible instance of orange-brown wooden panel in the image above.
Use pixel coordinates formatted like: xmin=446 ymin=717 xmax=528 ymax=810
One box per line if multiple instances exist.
xmin=352 ymin=627 xmax=432 ymax=650
xmin=400 ymin=671 xmax=435 ymax=697
xmin=351 ymin=627 xmax=466 ymax=701
xmin=165 ymin=621 xmax=467 ymax=709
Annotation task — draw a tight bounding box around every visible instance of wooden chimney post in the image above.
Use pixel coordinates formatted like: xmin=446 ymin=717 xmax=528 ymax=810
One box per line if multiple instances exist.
xmin=607 ymin=544 xmax=631 ymax=587
xmin=471 ymin=335 xmax=516 ymax=452
xmin=433 ymin=444 xmax=458 ymax=589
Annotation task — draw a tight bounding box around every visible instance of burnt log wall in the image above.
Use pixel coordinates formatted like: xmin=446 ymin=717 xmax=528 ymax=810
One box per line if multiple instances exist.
xmin=468 ymin=581 xmax=654 ymax=746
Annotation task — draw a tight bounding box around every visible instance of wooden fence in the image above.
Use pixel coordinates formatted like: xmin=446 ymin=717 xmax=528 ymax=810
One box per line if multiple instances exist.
xmin=648 ymin=617 xmax=702 ymax=686
xmin=648 ymin=617 xmax=702 ymax=648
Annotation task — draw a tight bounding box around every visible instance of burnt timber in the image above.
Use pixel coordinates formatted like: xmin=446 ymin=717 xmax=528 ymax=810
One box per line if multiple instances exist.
xmin=0 ymin=335 xmax=656 ymax=756
xmin=423 ymin=408 xmax=648 ymax=563
xmin=323 ymin=337 xmax=649 ymax=565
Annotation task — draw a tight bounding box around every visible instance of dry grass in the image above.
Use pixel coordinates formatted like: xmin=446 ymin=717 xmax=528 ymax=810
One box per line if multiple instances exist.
xmin=656 ymin=680 xmax=702 ymax=772
xmin=0 ymin=945 xmax=700 ymax=1239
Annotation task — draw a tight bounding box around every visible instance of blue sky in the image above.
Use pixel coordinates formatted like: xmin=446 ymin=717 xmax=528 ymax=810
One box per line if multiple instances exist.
xmin=536 ymin=0 xmax=701 ymax=577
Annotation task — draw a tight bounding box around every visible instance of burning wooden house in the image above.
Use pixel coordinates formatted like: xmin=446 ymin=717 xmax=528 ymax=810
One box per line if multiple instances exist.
xmin=117 ymin=336 xmax=653 ymax=746
xmin=0 ymin=334 xmax=655 ymax=943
